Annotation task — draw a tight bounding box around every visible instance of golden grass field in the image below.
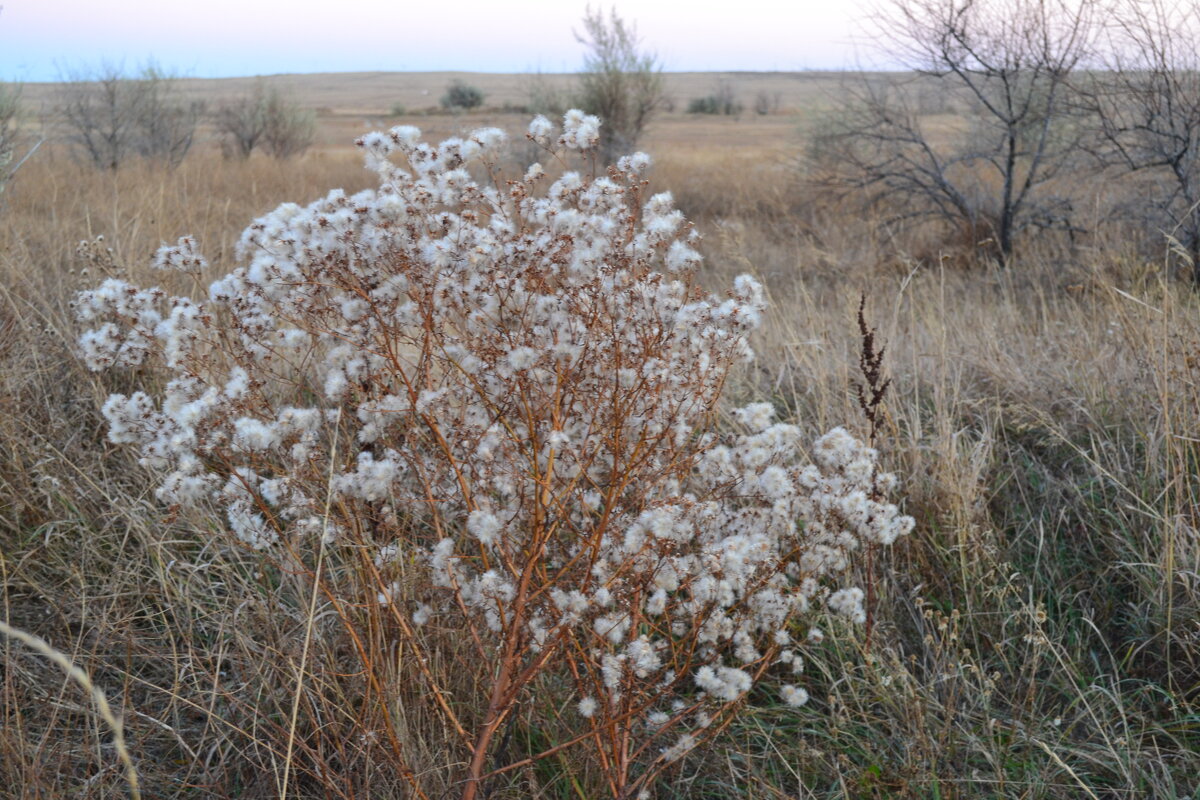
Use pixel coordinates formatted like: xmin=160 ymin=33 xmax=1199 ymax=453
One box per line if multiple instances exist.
xmin=19 ymin=71 xmax=844 ymax=117
xmin=1 ymin=72 xmax=1198 ymax=798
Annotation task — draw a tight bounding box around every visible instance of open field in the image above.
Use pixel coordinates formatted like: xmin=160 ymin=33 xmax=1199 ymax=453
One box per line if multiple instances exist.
xmin=1 ymin=73 xmax=1198 ymax=798
xmin=16 ymin=71 xmax=847 ymax=117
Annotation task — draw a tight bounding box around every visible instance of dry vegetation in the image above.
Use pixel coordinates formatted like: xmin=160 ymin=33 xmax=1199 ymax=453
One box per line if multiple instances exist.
xmin=1 ymin=72 xmax=1198 ymax=799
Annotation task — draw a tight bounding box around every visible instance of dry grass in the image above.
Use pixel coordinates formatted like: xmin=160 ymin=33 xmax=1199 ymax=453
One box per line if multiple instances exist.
xmin=1 ymin=78 xmax=1197 ymax=798
xmin=17 ymin=71 xmax=845 ymax=119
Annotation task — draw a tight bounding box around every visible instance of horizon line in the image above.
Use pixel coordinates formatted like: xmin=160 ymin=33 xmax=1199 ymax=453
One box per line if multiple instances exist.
xmin=12 ymin=66 xmax=906 ymax=85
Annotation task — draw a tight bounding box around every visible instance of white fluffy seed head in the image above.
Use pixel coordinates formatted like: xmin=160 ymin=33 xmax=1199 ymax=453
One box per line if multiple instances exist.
xmin=781 ymin=684 xmax=809 ymax=707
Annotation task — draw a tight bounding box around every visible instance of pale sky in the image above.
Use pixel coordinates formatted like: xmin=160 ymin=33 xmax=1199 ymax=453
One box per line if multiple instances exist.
xmin=0 ymin=0 xmax=874 ymax=81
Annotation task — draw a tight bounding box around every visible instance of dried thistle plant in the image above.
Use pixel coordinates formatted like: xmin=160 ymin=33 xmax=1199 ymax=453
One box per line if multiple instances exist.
xmin=74 ymin=112 xmax=912 ymax=799
xmin=854 ymin=293 xmax=892 ymax=447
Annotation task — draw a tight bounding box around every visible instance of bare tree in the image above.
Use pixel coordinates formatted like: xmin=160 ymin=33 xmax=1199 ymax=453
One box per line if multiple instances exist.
xmin=0 ymin=80 xmax=40 ymax=207
xmin=523 ymin=71 xmax=570 ymax=117
xmin=0 ymin=9 xmax=42 ymax=204
xmin=60 ymin=62 xmax=199 ymax=170
xmin=0 ymin=8 xmax=17 ymax=186
xmin=824 ymin=0 xmax=1097 ymax=260
xmin=260 ymin=89 xmax=315 ymax=159
xmin=1082 ymin=0 xmax=1200 ymax=277
xmin=217 ymin=84 xmax=314 ymax=160
xmin=0 ymin=81 xmax=19 ymax=176
xmin=61 ymin=64 xmax=138 ymax=171
xmin=216 ymin=89 xmax=268 ymax=160
xmin=131 ymin=64 xmax=202 ymax=168
xmin=575 ymin=6 xmax=665 ymax=162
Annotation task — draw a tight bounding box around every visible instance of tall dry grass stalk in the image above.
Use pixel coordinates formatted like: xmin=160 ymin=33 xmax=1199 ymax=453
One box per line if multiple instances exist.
xmin=0 ymin=620 xmax=140 ymax=799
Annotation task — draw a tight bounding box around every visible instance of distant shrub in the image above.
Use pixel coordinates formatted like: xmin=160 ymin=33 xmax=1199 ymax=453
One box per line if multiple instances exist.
xmin=440 ymin=79 xmax=484 ymax=110
xmin=260 ymin=91 xmax=315 ymax=159
xmin=754 ymin=90 xmax=781 ymax=115
xmin=216 ymin=84 xmax=314 ymax=160
xmin=523 ymin=71 xmax=569 ymax=116
xmin=216 ymin=91 xmax=266 ymax=159
xmin=689 ymin=82 xmax=742 ymax=116
xmin=75 ymin=111 xmax=911 ymax=799
xmin=389 ymin=102 xmax=406 ymax=116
